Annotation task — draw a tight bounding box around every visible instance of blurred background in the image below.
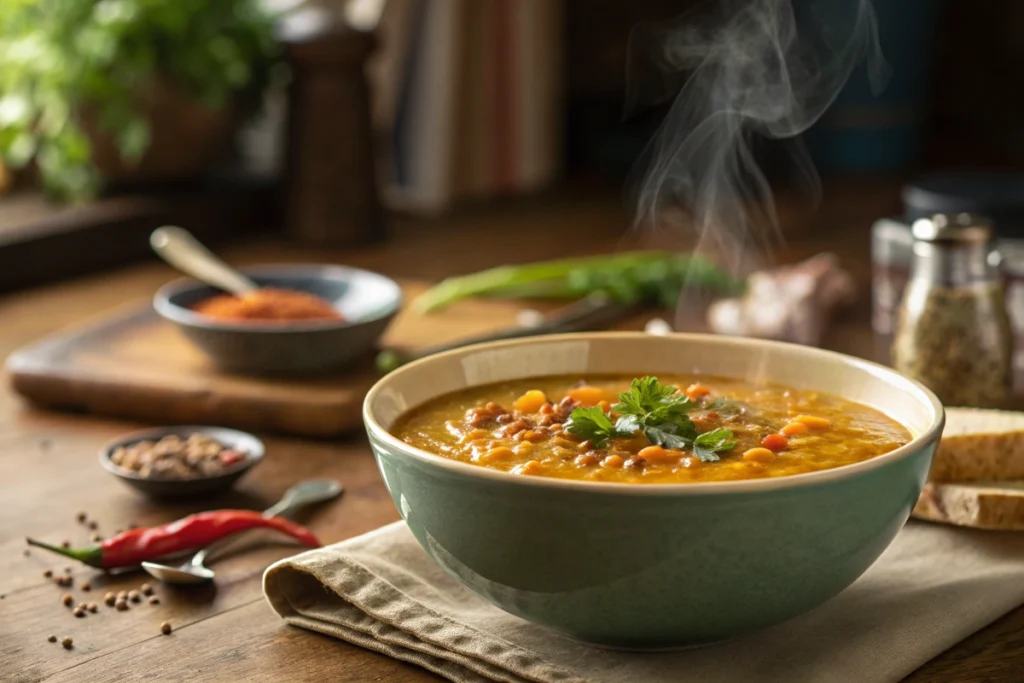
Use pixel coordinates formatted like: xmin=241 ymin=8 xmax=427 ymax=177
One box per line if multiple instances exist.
xmin=2 ymin=0 xmax=1024 ymax=323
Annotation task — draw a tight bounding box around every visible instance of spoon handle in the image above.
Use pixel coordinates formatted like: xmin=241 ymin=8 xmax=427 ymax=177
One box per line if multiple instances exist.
xmin=191 ymin=479 xmax=343 ymax=566
xmin=266 ymin=479 xmax=344 ymax=518
xmin=150 ymin=226 xmax=260 ymax=296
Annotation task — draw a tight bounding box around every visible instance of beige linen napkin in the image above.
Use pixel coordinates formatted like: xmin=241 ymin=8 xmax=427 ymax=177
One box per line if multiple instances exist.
xmin=264 ymin=520 xmax=1024 ymax=683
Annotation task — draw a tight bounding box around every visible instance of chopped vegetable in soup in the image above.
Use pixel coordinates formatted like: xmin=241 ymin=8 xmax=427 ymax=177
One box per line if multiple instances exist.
xmin=391 ymin=375 xmax=911 ymax=483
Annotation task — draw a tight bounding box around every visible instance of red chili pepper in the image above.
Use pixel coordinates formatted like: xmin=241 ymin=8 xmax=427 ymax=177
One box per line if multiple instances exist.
xmin=26 ymin=510 xmax=320 ymax=568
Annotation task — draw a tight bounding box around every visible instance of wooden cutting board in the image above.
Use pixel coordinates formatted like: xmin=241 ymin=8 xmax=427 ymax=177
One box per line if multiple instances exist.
xmin=7 ymin=282 xmax=639 ymax=438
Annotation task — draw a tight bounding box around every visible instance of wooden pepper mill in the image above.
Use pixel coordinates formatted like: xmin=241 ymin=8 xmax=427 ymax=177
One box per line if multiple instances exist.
xmin=280 ymin=11 xmax=385 ymax=247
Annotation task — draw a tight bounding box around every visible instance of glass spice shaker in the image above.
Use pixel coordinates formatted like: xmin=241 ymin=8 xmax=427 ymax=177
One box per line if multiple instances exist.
xmin=892 ymin=213 xmax=1013 ymax=408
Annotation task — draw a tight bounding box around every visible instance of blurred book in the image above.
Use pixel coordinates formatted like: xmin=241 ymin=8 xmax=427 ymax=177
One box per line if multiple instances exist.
xmin=372 ymin=0 xmax=565 ymax=214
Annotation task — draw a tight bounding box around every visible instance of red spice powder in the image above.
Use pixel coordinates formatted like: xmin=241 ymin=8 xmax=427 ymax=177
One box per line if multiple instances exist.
xmin=192 ymin=288 xmax=343 ymax=322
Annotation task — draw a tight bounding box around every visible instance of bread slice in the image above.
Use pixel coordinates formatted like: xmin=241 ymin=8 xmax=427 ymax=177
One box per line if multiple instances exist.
xmin=928 ymin=407 xmax=1024 ymax=482
xmin=913 ymin=481 xmax=1024 ymax=530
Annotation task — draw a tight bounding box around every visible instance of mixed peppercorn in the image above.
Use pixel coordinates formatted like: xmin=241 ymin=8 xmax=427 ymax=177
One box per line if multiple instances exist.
xmin=110 ymin=433 xmax=249 ymax=480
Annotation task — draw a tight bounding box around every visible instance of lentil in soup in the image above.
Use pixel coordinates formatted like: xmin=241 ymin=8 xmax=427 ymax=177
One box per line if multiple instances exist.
xmin=392 ymin=375 xmax=911 ymax=483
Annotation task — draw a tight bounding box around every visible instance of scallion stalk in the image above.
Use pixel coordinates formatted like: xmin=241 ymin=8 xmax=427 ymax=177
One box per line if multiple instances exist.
xmin=413 ymin=251 xmax=743 ymax=313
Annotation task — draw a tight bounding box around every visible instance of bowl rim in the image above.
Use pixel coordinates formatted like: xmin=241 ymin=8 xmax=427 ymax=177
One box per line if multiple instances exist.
xmin=153 ymin=263 xmax=403 ymax=333
xmin=363 ymin=332 xmax=945 ymax=497
xmin=98 ymin=424 xmax=265 ymax=484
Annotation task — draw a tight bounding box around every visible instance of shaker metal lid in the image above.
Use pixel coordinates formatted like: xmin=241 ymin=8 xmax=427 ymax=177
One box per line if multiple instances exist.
xmin=911 ymin=213 xmax=993 ymax=243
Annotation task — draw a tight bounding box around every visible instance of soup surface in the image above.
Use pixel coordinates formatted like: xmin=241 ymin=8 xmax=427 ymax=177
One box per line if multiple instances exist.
xmin=392 ymin=375 xmax=911 ymax=483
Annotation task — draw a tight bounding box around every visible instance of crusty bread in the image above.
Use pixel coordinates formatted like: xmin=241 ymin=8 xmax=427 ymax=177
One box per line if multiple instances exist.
xmin=913 ymin=481 xmax=1024 ymax=530
xmin=928 ymin=407 xmax=1024 ymax=482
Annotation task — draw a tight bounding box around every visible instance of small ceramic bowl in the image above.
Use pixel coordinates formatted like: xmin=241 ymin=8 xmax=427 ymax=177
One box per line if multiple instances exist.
xmin=100 ymin=425 xmax=265 ymax=498
xmin=154 ymin=264 xmax=402 ymax=375
xmin=363 ymin=332 xmax=944 ymax=650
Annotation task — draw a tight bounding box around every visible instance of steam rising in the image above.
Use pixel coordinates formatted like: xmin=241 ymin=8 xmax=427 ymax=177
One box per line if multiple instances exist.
xmin=626 ymin=0 xmax=888 ymax=271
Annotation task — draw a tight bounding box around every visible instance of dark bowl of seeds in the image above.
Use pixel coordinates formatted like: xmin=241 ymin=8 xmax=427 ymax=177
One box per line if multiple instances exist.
xmin=99 ymin=426 xmax=264 ymax=498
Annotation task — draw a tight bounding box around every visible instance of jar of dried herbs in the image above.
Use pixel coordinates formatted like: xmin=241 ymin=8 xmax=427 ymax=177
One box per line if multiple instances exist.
xmin=892 ymin=213 xmax=1013 ymax=408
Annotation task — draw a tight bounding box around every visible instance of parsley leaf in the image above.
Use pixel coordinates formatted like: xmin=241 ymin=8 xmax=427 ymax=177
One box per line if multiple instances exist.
xmin=564 ymin=406 xmax=627 ymax=448
xmin=613 ymin=376 xmax=697 ymax=447
xmin=614 ymin=376 xmax=678 ymax=415
xmin=564 ymin=377 xmax=736 ymax=460
xmin=692 ymin=428 xmax=737 ymax=462
xmin=642 ymin=422 xmax=696 ymax=449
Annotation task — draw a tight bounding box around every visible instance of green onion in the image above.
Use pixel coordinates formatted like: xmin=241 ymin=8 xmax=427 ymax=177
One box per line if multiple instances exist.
xmin=413 ymin=251 xmax=743 ymax=313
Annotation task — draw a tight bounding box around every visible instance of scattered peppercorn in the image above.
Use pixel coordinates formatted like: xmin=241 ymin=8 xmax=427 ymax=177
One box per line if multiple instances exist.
xmin=87 ymin=603 xmax=98 ymax=613
xmin=43 ymin=569 xmax=53 ymax=578
xmin=140 ymin=583 xmax=153 ymax=596
xmin=57 ymin=576 xmax=73 ymax=587
xmin=76 ymin=512 xmax=87 ymax=523
xmin=160 ymin=621 xmax=172 ymax=635
xmin=23 ymin=548 xmax=30 ymax=557
xmin=48 ymin=635 xmax=57 ymax=643
xmin=73 ymin=607 xmax=85 ymax=618
xmin=148 ymin=596 xmax=160 ymax=605
xmin=104 ymin=592 xmax=115 ymax=606
xmin=88 ymin=520 xmax=98 ymax=530
xmin=62 ymin=637 xmax=73 ymax=649
xmin=64 ymin=567 xmax=72 ymax=574
xmin=128 ymin=590 xmax=141 ymax=603
xmin=80 ymin=582 xmax=91 ymax=592
xmin=115 ymin=600 xmax=128 ymax=612
xmin=89 ymin=533 xmax=101 ymax=543
xmin=116 ymin=591 xmax=127 ymax=601
xmin=62 ymin=594 xmax=73 ymax=607
xmin=60 ymin=540 xmax=70 ymax=549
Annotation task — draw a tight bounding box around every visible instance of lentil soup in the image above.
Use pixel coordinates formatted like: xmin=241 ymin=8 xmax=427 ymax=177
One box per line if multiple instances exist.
xmin=391 ymin=375 xmax=912 ymax=483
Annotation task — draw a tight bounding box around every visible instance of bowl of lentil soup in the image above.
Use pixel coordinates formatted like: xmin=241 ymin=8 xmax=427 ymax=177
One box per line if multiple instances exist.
xmin=154 ymin=264 xmax=401 ymax=374
xmin=363 ymin=332 xmax=944 ymax=649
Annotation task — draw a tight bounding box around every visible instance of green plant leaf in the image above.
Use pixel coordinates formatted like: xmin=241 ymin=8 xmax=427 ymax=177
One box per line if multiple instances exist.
xmin=0 ymin=0 xmax=280 ymax=201
xmin=5 ymin=131 xmax=36 ymax=167
xmin=117 ymin=117 xmax=150 ymax=163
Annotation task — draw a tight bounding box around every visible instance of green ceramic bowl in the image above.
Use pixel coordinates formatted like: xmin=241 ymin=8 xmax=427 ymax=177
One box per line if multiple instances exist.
xmin=363 ymin=333 xmax=944 ymax=650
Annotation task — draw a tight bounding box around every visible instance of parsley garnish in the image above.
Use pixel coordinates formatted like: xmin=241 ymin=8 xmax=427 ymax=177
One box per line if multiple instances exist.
xmin=563 ymin=376 xmax=736 ymax=461
xmin=614 ymin=376 xmax=694 ymax=426
xmin=693 ymin=428 xmax=737 ymax=462
xmin=564 ymin=406 xmax=629 ymax=448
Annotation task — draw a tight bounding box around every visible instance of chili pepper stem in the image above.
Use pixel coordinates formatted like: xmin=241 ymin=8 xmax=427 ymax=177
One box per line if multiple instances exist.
xmin=25 ymin=538 xmax=103 ymax=568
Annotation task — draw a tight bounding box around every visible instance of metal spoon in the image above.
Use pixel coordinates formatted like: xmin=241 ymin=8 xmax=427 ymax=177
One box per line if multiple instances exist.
xmin=150 ymin=226 xmax=259 ymax=296
xmin=141 ymin=479 xmax=342 ymax=585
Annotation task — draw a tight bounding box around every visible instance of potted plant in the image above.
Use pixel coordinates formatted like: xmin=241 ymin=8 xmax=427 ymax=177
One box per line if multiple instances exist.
xmin=0 ymin=0 xmax=283 ymax=201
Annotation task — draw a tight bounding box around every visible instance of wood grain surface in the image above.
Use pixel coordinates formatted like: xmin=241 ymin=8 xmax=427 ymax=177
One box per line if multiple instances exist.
xmin=4 ymin=283 xmax=569 ymax=438
xmin=3 ymin=182 xmax=1024 ymax=682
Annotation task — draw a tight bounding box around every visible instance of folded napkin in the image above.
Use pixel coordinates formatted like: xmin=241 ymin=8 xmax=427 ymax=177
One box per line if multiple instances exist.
xmin=264 ymin=520 xmax=1024 ymax=683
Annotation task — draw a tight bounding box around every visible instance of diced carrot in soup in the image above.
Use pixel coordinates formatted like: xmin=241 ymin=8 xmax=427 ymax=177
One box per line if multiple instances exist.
xmin=685 ymin=383 xmax=711 ymax=400
xmin=760 ymin=434 xmax=789 ymax=452
xmin=568 ymin=385 xmax=617 ymax=406
xmin=513 ymin=390 xmax=548 ymax=413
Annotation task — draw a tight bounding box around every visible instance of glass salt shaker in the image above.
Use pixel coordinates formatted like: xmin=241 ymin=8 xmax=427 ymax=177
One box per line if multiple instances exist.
xmin=891 ymin=213 xmax=1013 ymax=408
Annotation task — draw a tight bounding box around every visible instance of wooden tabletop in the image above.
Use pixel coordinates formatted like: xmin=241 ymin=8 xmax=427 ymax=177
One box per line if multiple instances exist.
xmin=2 ymin=180 xmax=1022 ymax=682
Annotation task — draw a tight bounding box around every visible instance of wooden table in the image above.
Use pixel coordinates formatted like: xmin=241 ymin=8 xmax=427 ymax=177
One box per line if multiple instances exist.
xmin=2 ymin=180 xmax=1021 ymax=682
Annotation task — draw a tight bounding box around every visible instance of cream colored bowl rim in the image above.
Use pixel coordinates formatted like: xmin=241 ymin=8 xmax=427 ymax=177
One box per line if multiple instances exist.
xmin=363 ymin=332 xmax=945 ymax=496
